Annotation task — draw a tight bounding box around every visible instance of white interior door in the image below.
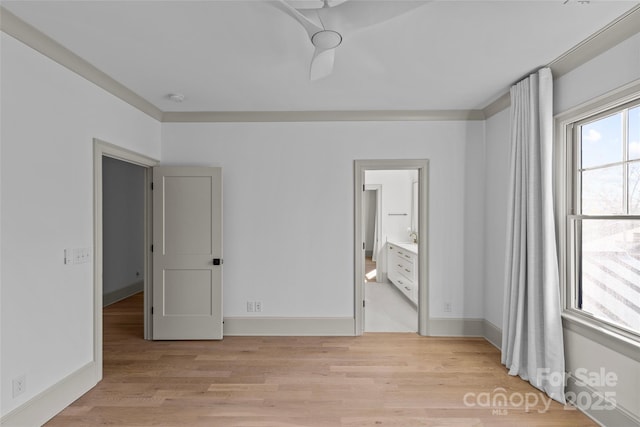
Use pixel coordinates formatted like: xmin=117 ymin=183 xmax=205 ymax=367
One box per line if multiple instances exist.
xmin=152 ymin=166 xmax=223 ymax=340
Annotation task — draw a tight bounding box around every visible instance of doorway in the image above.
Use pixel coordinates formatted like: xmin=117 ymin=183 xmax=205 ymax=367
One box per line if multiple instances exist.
xmin=364 ymin=170 xmax=418 ymax=332
xmin=102 ymin=157 xmax=145 ymax=310
xmin=93 ymin=139 xmax=158 ymax=379
xmin=354 ymin=160 xmax=429 ymax=336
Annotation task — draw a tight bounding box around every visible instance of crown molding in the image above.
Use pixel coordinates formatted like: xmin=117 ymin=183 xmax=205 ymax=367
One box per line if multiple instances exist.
xmin=483 ymin=4 xmax=640 ymax=119
xmin=549 ymin=4 xmax=640 ymax=78
xmin=0 ymin=7 xmax=164 ymax=121
xmin=161 ymin=109 xmax=485 ymax=123
xmin=482 ymin=92 xmax=511 ymax=119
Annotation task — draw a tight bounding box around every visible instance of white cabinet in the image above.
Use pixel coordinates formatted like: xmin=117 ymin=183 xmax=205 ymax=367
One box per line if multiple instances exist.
xmin=386 ymin=242 xmax=418 ymax=305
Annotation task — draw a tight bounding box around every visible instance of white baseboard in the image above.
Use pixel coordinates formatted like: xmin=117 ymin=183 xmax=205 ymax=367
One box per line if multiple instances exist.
xmin=428 ymin=318 xmax=484 ymax=336
xmin=566 ymin=373 xmax=640 ymax=427
xmin=224 ymin=317 xmax=500 ymax=339
xmin=0 ymin=362 xmax=98 ymax=427
xmin=223 ymin=317 xmax=355 ymax=336
xmin=483 ymin=320 xmax=502 ymax=349
xmin=223 ymin=316 xmax=505 ymax=339
xmin=103 ymin=280 xmax=143 ymax=307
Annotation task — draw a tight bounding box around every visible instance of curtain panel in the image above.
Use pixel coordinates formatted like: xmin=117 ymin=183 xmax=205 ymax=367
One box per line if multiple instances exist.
xmin=501 ymin=67 xmax=566 ymax=403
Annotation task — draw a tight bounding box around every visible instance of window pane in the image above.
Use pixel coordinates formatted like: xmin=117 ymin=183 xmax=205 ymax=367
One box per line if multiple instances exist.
xmin=630 ymin=106 xmax=640 ymax=160
xmin=580 ymin=219 xmax=640 ymax=335
xmin=581 ymin=165 xmax=623 ymax=215
xmin=629 ymin=162 xmax=640 ymax=214
xmin=581 ymin=112 xmax=623 ymax=169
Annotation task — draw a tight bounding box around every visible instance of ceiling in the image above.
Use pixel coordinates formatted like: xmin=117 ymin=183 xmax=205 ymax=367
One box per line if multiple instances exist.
xmin=2 ymin=0 xmax=639 ymax=113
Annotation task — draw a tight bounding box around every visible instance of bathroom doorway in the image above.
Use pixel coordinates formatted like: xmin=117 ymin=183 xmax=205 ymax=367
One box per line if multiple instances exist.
xmin=363 ymin=170 xmax=418 ymax=333
xmin=354 ymin=160 xmax=429 ymax=336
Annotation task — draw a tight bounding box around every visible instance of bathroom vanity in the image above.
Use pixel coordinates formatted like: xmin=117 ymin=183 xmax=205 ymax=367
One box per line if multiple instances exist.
xmin=386 ymin=242 xmax=418 ymax=305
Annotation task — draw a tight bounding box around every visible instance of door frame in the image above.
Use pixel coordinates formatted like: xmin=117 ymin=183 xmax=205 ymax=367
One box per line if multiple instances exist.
xmin=93 ymin=139 xmax=158 ymax=379
xmin=354 ymin=159 xmax=429 ymax=336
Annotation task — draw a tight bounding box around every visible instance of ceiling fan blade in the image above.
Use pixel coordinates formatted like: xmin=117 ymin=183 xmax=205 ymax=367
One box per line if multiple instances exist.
xmin=318 ymin=0 xmax=430 ymax=35
xmin=310 ymin=47 xmax=335 ymax=81
xmin=272 ymin=0 xmax=323 ymax=38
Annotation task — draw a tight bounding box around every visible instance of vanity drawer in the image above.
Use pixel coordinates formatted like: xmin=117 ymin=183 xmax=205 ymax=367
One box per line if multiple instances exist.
xmin=386 ymin=242 xmax=418 ymax=305
xmin=393 ymin=275 xmax=414 ymax=298
xmin=393 ymin=255 xmax=414 ymax=280
xmin=395 ymin=248 xmax=414 ymax=262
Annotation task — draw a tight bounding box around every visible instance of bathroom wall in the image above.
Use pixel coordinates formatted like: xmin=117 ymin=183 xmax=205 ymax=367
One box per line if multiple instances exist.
xmin=365 ymin=169 xmax=416 ymax=243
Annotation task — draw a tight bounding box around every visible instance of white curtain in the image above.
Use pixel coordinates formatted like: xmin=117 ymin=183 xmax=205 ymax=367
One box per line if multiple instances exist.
xmin=501 ymin=67 xmax=566 ymax=403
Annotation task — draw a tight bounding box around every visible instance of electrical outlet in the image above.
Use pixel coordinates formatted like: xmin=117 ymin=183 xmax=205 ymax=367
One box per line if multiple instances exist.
xmin=444 ymin=302 xmax=452 ymax=313
xmin=246 ymin=301 xmax=255 ymax=312
xmin=12 ymin=375 xmax=26 ymax=398
xmin=255 ymin=301 xmax=262 ymax=313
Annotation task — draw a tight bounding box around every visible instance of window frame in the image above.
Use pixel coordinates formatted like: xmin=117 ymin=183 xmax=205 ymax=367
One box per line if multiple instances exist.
xmin=556 ymin=82 xmax=640 ymax=360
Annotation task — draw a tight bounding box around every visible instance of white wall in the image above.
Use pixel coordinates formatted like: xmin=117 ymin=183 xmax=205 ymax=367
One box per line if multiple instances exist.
xmin=161 ymin=120 xmax=485 ymax=319
xmin=0 ymin=33 xmax=161 ymax=417
xmin=365 ymin=169 xmax=414 ymax=243
xmin=102 ymin=157 xmax=145 ymax=302
xmin=463 ymin=122 xmax=486 ymax=320
xmin=482 ymin=31 xmax=640 ymax=421
xmin=483 ymin=108 xmax=510 ymax=329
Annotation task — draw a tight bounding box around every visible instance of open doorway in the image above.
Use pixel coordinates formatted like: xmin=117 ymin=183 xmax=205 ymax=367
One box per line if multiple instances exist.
xmin=363 ymin=170 xmax=418 ymax=333
xmin=354 ymin=160 xmax=429 ymax=336
xmin=102 ymin=157 xmax=145 ymax=312
xmin=93 ymin=139 xmax=158 ymax=379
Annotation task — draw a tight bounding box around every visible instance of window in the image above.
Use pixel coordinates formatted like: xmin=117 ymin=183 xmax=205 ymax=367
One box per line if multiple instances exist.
xmin=566 ymin=98 xmax=640 ymax=339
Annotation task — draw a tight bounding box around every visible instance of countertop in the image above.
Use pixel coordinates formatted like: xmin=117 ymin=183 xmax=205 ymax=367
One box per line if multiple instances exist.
xmin=388 ymin=241 xmax=418 ymax=254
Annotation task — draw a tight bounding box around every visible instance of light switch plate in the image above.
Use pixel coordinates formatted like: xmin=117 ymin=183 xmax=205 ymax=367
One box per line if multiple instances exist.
xmin=64 ymin=249 xmax=73 ymax=265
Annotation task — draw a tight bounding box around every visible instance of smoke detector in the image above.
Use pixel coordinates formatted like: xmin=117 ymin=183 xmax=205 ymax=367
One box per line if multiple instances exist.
xmin=167 ymin=93 xmax=185 ymax=103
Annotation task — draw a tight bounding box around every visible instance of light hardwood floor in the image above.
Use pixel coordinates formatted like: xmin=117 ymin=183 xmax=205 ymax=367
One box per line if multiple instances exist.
xmin=46 ymin=293 xmax=596 ymax=426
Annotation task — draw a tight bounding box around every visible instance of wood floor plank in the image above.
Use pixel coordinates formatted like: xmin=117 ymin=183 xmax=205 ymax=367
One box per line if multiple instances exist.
xmin=45 ymin=293 xmax=597 ymax=426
